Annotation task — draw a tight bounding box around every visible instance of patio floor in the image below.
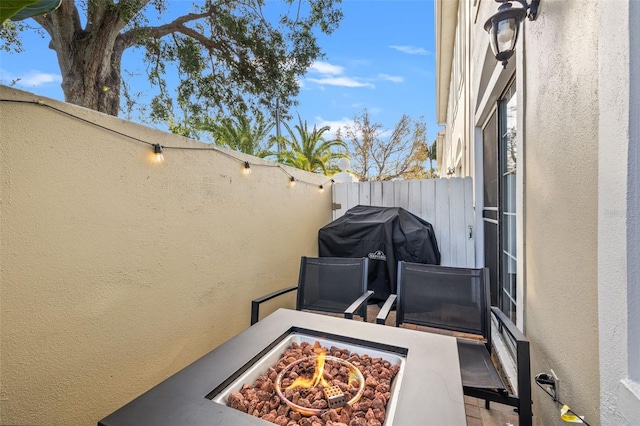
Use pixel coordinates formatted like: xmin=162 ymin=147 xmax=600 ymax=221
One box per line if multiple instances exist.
xmin=365 ymin=304 xmax=520 ymax=426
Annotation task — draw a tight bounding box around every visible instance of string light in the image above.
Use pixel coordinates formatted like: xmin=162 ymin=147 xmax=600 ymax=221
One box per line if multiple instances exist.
xmin=0 ymin=98 xmax=335 ymax=191
xmin=153 ymin=144 xmax=164 ymax=163
xmin=243 ymin=161 xmax=252 ymax=175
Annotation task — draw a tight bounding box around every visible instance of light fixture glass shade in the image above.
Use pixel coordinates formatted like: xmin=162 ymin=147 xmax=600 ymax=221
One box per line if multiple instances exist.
xmin=484 ymin=3 xmax=527 ymax=68
xmin=243 ymin=161 xmax=252 ymax=175
xmin=497 ymin=18 xmax=518 ymax=52
xmin=153 ymin=144 xmax=165 ymax=163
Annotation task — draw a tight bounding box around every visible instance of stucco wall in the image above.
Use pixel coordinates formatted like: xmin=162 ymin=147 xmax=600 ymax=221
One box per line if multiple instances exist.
xmin=598 ymin=1 xmax=637 ymax=424
xmin=523 ymin=1 xmax=600 ymax=424
xmin=0 ymin=86 xmax=332 ymax=425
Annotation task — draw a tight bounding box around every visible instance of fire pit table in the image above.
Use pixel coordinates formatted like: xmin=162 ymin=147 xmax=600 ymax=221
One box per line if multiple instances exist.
xmin=98 ymin=309 xmax=466 ymax=425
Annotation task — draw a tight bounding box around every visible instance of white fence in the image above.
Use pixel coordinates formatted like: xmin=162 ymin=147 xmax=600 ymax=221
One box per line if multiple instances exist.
xmin=332 ymin=178 xmax=475 ymax=268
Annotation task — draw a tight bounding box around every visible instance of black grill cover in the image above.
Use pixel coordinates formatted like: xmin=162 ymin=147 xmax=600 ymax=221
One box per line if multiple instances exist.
xmin=318 ymin=205 xmax=440 ymax=302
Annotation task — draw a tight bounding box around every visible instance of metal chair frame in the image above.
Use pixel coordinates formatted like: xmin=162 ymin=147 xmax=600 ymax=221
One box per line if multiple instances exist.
xmin=250 ymin=256 xmax=373 ymax=325
xmin=376 ymin=261 xmax=532 ymax=426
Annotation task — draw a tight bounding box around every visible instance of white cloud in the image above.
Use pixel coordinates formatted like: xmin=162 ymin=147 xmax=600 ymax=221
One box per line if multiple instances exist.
xmin=389 ymin=45 xmax=430 ymax=56
xmin=305 ymin=60 xmax=378 ymax=90
xmin=309 ymin=61 xmax=344 ymax=75
xmin=0 ymin=70 xmax=62 ymax=87
xmin=20 ymin=71 xmax=61 ymax=86
xmin=307 ymin=77 xmax=374 ymax=89
xmin=314 ymin=116 xmax=356 ymax=139
xmin=378 ymin=73 xmax=404 ymax=83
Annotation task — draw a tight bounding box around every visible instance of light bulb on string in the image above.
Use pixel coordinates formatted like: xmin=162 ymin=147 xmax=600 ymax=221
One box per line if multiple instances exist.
xmin=319 ymin=185 xmax=324 ymax=193
xmin=243 ymin=161 xmax=252 ymax=175
xmin=153 ymin=144 xmax=164 ymax=163
xmin=289 ymin=176 xmax=296 ymax=187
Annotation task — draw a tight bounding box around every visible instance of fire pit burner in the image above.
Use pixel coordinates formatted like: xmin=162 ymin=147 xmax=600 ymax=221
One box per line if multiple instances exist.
xmin=274 ymin=354 xmax=365 ymax=416
xmin=323 ymin=386 xmax=346 ymax=409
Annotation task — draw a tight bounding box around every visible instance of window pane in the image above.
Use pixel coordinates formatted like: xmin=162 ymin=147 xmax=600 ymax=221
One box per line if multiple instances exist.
xmin=484 ymin=220 xmax=499 ymax=306
xmin=483 ymin=112 xmax=498 ymax=208
xmin=499 ymin=83 xmax=517 ymax=323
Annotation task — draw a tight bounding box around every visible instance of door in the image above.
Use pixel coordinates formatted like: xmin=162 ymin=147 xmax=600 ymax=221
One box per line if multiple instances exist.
xmin=482 ymin=82 xmax=518 ymax=323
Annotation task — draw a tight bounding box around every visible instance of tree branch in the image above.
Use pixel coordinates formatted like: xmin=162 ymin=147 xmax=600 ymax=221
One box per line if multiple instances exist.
xmin=86 ymin=0 xmax=112 ymax=33
xmin=33 ymin=0 xmax=82 ymax=39
xmin=174 ymin=24 xmax=224 ymax=53
xmin=120 ymin=9 xmax=214 ymax=48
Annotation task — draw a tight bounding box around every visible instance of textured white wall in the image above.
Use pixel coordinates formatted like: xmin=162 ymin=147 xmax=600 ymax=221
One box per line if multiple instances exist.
xmin=0 ymin=86 xmax=332 ymax=425
xmin=598 ymin=1 xmax=639 ymax=424
xmin=523 ymin=1 xmax=601 ymax=424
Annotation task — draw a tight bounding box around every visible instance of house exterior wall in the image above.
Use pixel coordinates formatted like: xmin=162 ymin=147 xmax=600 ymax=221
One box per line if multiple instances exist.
xmin=438 ymin=0 xmax=469 ymax=179
xmin=597 ymin=1 xmax=639 ymax=424
xmin=523 ymin=2 xmax=600 ymax=424
xmin=433 ymin=0 xmax=639 ymax=424
xmin=0 ymin=86 xmax=332 ymax=425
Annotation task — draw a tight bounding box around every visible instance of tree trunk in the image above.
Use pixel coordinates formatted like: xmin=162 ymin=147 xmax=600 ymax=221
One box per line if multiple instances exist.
xmin=34 ymin=2 xmax=128 ymax=116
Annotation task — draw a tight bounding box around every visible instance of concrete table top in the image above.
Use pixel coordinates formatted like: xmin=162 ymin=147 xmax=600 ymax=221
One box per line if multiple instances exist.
xmin=98 ymin=308 xmax=466 ymax=426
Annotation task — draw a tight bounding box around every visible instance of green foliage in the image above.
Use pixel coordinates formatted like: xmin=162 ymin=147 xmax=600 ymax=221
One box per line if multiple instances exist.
xmin=134 ymin=0 xmax=343 ymax=125
xmin=426 ymin=140 xmax=438 ymax=178
xmin=0 ymin=0 xmax=62 ymax=26
xmin=8 ymin=0 xmax=60 ymax=22
xmin=199 ymin=112 xmax=275 ymax=158
xmin=1 ymin=0 xmax=343 ymax=126
xmin=275 ymin=114 xmax=347 ymax=173
xmin=336 ymin=109 xmax=429 ymax=181
xmin=1 ymin=1 xmax=38 ymax=24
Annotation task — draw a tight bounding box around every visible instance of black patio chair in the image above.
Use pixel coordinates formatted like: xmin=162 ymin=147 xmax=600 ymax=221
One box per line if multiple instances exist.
xmin=250 ymin=256 xmax=374 ymax=325
xmin=376 ymin=261 xmax=532 ymax=426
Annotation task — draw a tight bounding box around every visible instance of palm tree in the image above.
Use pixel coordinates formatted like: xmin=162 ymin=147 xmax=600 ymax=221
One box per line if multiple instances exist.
xmin=427 ymin=140 xmax=438 ymax=178
xmin=200 ymin=111 xmax=274 ymax=158
xmin=276 ymin=115 xmax=348 ymax=173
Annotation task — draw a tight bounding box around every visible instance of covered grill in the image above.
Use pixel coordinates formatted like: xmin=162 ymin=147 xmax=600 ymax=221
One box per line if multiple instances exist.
xmin=319 ymin=205 xmax=440 ymax=302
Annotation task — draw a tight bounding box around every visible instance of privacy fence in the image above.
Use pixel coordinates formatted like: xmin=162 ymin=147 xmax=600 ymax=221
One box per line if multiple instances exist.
xmin=332 ymin=178 xmax=475 ymax=268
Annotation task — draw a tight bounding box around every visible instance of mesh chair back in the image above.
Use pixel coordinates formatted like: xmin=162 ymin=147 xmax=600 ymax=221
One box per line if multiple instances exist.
xmin=297 ymin=257 xmax=369 ymax=318
xmin=396 ymin=262 xmax=491 ymax=343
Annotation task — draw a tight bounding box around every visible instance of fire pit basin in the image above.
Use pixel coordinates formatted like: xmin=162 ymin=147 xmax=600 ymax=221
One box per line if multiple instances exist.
xmin=210 ymin=333 xmax=404 ymax=424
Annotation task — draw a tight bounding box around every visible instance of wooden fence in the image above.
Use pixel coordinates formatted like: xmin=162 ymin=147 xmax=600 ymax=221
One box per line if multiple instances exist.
xmin=332 ymin=178 xmax=475 ymax=268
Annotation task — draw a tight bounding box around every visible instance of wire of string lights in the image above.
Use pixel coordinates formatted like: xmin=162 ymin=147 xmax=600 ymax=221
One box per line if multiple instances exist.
xmin=1 ymin=98 xmax=334 ymax=189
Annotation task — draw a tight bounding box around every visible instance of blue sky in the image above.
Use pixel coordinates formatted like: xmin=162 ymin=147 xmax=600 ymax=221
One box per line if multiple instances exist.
xmin=0 ymin=0 xmax=439 ymax=144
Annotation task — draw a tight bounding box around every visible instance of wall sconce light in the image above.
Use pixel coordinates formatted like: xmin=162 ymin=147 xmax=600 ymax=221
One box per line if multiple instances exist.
xmin=153 ymin=143 xmax=164 ymax=163
xmin=484 ymin=0 xmax=539 ymax=68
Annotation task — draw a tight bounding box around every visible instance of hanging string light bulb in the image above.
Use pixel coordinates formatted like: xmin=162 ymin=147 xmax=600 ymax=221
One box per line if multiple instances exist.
xmin=319 ymin=185 xmax=324 ymax=193
xmin=243 ymin=161 xmax=252 ymax=175
xmin=289 ymin=176 xmax=296 ymax=187
xmin=153 ymin=144 xmax=164 ymax=163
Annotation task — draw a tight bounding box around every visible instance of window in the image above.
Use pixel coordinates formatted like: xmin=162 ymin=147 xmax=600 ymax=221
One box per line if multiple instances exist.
xmin=499 ymin=84 xmax=518 ymax=322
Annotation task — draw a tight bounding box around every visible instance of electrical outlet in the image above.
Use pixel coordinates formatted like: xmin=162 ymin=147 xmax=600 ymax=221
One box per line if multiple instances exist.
xmin=550 ymin=369 xmax=560 ymax=402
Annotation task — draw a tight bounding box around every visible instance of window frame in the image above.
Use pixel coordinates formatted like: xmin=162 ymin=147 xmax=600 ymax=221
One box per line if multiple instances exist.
xmin=497 ymin=82 xmax=518 ymax=323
